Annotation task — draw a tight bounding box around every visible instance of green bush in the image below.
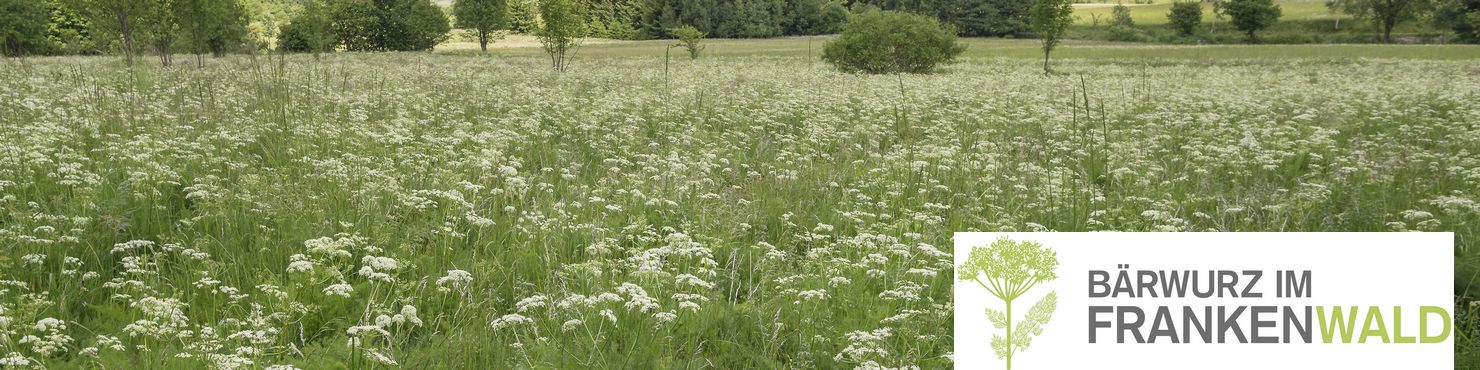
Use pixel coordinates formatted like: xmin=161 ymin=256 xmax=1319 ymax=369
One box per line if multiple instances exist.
xmin=821 ymin=10 xmax=965 ymax=74
xmin=1107 ymin=24 xmax=1151 ymax=41
xmin=1111 ymin=3 xmax=1135 ymax=27
xmin=1167 ymin=1 xmax=1202 ymax=36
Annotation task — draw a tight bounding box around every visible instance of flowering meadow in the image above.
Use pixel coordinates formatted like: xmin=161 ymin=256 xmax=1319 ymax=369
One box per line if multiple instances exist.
xmin=1 ymin=54 xmax=1477 ymax=368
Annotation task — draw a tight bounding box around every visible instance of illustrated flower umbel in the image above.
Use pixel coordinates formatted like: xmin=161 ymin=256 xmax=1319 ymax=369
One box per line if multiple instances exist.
xmin=957 ymin=237 xmax=1058 ymax=370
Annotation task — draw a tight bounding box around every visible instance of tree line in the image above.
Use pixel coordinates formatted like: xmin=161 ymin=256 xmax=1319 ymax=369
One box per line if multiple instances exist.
xmin=3 ymin=0 xmax=1478 ymax=62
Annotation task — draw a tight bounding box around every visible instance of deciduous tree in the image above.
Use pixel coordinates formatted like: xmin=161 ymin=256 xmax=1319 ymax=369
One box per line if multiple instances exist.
xmin=454 ymin=0 xmax=508 ymax=52
xmin=73 ymin=0 xmax=157 ymax=66
xmin=1168 ymin=1 xmax=1203 ymax=36
xmin=1030 ymin=0 xmax=1074 ymax=73
xmin=0 ymin=0 xmax=53 ymax=56
xmin=1224 ymin=0 xmax=1281 ymax=40
xmin=538 ymin=0 xmax=587 ymax=71
xmin=1328 ymin=0 xmax=1432 ymax=42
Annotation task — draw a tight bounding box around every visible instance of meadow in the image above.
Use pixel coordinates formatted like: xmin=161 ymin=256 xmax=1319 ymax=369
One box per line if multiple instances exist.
xmin=1 ymin=40 xmax=1479 ymax=368
xmin=1067 ymin=0 xmax=1451 ymax=43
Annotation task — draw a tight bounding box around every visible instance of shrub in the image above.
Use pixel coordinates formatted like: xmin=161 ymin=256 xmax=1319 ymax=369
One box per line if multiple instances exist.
xmin=1223 ymin=0 xmax=1281 ymax=40
xmin=1167 ymin=1 xmax=1203 ymax=36
xmin=670 ymin=25 xmax=704 ymax=59
xmin=821 ymin=10 xmax=965 ymax=74
xmin=1107 ymin=24 xmax=1151 ymax=41
xmin=1111 ymin=3 xmax=1135 ymax=27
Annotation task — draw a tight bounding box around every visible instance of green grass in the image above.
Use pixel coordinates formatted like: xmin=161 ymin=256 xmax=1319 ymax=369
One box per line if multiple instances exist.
xmin=1072 ymin=0 xmax=1342 ymax=26
xmin=1 ymin=43 xmax=1478 ymax=368
xmin=1064 ymin=0 xmax=1452 ymax=43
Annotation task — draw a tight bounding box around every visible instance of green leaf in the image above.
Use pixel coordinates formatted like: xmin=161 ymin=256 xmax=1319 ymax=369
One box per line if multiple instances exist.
xmin=990 ymin=333 xmax=1009 ymax=359
xmin=1012 ymin=291 xmax=1058 ymax=350
xmin=985 ymin=307 xmax=1008 ymax=329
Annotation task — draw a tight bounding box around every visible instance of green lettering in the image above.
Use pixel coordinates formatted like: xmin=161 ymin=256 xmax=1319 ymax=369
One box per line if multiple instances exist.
xmin=1420 ymin=306 xmax=1452 ymax=344
xmin=1316 ymin=306 xmax=1359 ymax=343
xmin=1393 ymin=306 xmax=1415 ymax=343
xmin=1359 ymin=306 xmax=1389 ymax=343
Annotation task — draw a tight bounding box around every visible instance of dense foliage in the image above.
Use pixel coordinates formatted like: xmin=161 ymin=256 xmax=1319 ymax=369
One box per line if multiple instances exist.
xmin=864 ymin=0 xmax=1034 ymax=37
xmin=331 ymin=0 xmax=451 ymax=52
xmin=1327 ymin=0 xmax=1433 ymax=41
xmin=1168 ymin=1 xmax=1204 ymax=36
xmin=641 ymin=0 xmax=849 ymax=38
xmin=1436 ymin=0 xmax=1480 ymax=42
xmin=670 ymin=24 xmax=705 ymax=59
xmin=1224 ymin=0 xmax=1283 ymax=39
xmin=821 ymin=10 xmax=964 ymax=74
xmin=0 ymin=0 xmax=53 ymax=56
xmin=277 ymin=0 xmax=334 ymax=54
xmin=455 ymin=0 xmax=509 ymax=51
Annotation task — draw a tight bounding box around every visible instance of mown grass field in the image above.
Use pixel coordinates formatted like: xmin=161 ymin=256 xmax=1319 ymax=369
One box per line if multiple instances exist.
xmin=1066 ymin=0 xmax=1449 ymax=43
xmin=1 ymin=40 xmax=1478 ymax=368
xmin=1072 ymin=0 xmax=1341 ymax=26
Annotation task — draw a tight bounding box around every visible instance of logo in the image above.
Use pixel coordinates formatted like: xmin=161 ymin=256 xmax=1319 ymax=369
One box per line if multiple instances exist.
xmin=956 ymin=237 xmax=1059 ymax=370
xmin=953 ymin=232 xmax=1454 ymax=369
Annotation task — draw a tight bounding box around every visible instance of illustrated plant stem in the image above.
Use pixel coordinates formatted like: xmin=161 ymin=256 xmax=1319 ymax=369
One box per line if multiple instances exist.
xmin=1006 ymin=297 xmax=1014 ymax=370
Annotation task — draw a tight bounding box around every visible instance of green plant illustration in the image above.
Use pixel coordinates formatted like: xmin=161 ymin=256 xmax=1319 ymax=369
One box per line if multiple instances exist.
xmin=958 ymin=237 xmax=1059 ymax=370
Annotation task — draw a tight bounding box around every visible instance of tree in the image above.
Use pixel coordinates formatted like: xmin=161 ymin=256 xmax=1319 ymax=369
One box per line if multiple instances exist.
xmin=1168 ymin=1 xmax=1203 ymax=36
xmin=74 ymin=0 xmax=157 ymax=66
xmin=1328 ymin=0 xmax=1432 ymax=42
xmin=45 ymin=0 xmax=94 ymax=55
xmin=329 ymin=0 xmax=450 ymax=52
xmin=203 ymin=0 xmax=248 ymax=56
xmin=1030 ymin=0 xmax=1074 ymax=74
xmin=957 ymin=237 xmax=1059 ymax=370
xmin=872 ymin=0 xmax=1034 ymax=37
xmin=175 ymin=0 xmax=249 ymax=65
xmin=538 ymin=0 xmax=587 ymax=71
xmin=277 ymin=0 xmax=334 ymax=56
xmin=1223 ymin=0 xmax=1281 ymax=40
xmin=1435 ymin=0 xmax=1480 ymax=43
xmin=670 ymin=24 xmax=704 ymax=59
xmin=507 ymin=0 xmax=543 ymax=33
xmin=454 ymin=0 xmax=507 ymax=52
xmin=585 ymin=0 xmax=641 ymax=39
xmin=0 ymin=0 xmax=53 ymax=56
xmin=785 ymin=0 xmax=848 ymax=35
xmin=821 ymin=10 xmax=964 ymax=74
xmin=140 ymin=0 xmax=179 ymax=66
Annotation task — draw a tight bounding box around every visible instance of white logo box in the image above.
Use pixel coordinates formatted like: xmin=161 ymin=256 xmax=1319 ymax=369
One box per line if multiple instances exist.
xmin=953 ymin=232 xmax=1454 ymax=370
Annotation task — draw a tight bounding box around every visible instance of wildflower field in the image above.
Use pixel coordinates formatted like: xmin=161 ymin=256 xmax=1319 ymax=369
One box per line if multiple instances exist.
xmin=1 ymin=52 xmax=1478 ymax=368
